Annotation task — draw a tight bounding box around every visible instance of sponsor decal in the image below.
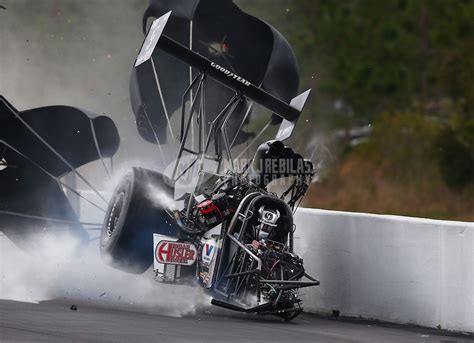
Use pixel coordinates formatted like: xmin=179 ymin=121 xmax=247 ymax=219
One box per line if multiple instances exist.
xmin=202 ymin=238 xmax=216 ymax=264
xmin=210 ymin=62 xmax=251 ymax=86
xmin=205 ymin=242 xmax=214 ymax=256
xmin=155 ymin=240 xmax=197 ymax=266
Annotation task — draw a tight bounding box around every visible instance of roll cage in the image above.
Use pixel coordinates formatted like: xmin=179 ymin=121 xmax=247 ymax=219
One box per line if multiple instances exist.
xmin=134 ymin=11 xmax=311 ymax=189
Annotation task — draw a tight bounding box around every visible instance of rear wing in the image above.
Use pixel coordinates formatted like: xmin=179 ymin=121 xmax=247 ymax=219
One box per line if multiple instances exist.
xmin=134 ymin=11 xmax=310 ymax=123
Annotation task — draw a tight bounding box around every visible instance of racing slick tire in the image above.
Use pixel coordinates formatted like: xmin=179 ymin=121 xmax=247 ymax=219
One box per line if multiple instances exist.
xmin=100 ymin=167 xmax=176 ymax=273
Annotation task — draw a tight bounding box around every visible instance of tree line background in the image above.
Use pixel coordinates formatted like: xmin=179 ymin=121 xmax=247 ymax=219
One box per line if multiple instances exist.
xmin=238 ymin=0 xmax=474 ymax=220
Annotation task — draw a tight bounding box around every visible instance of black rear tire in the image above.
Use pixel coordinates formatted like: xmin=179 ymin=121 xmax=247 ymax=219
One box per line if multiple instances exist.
xmin=100 ymin=167 xmax=177 ymax=274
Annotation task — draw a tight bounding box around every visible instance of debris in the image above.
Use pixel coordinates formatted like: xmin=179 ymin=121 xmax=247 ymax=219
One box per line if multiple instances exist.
xmin=0 ymin=5 xmax=6 ymax=10
xmin=70 ymin=305 xmax=77 ymax=311
xmin=99 ymin=292 xmax=106 ymax=297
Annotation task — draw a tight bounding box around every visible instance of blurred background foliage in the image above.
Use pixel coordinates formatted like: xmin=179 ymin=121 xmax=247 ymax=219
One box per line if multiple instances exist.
xmin=238 ymin=0 xmax=474 ymax=220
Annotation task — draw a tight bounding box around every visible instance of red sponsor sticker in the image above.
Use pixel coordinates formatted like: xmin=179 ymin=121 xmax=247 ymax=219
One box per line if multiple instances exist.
xmin=155 ymin=240 xmax=197 ymax=266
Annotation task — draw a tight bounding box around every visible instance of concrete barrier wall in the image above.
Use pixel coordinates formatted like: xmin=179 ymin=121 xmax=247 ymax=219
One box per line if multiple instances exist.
xmin=78 ymin=191 xmax=473 ymax=332
xmin=294 ymin=208 xmax=474 ymax=332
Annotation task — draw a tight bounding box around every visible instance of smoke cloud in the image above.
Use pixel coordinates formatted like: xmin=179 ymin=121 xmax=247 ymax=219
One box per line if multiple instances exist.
xmin=0 ymin=231 xmax=210 ymax=316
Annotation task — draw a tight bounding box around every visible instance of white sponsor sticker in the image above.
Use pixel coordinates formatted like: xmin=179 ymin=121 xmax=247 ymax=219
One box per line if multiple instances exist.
xmin=202 ymin=238 xmax=216 ymax=264
xmin=155 ymin=240 xmax=197 ymax=266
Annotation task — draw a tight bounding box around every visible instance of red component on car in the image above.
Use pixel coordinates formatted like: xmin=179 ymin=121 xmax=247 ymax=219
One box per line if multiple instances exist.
xmin=197 ymin=199 xmax=215 ymax=215
xmin=196 ymin=199 xmax=224 ymax=224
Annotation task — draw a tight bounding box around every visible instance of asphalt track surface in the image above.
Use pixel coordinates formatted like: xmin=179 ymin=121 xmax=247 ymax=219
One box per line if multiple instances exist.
xmin=1 ymin=300 xmax=472 ymax=343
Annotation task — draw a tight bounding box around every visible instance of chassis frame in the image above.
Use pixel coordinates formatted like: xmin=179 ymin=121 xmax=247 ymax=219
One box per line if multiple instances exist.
xmin=135 ymin=11 xmax=319 ymax=315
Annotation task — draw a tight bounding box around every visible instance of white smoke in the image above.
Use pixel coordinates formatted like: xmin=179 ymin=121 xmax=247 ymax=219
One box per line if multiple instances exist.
xmin=0 ymin=231 xmax=211 ymax=317
xmin=0 ymin=154 xmax=213 ymax=316
xmin=146 ymin=183 xmax=176 ymax=211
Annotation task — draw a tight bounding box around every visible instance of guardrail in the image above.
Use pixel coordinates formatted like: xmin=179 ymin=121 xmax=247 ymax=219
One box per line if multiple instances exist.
xmin=294 ymin=208 xmax=473 ymax=333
